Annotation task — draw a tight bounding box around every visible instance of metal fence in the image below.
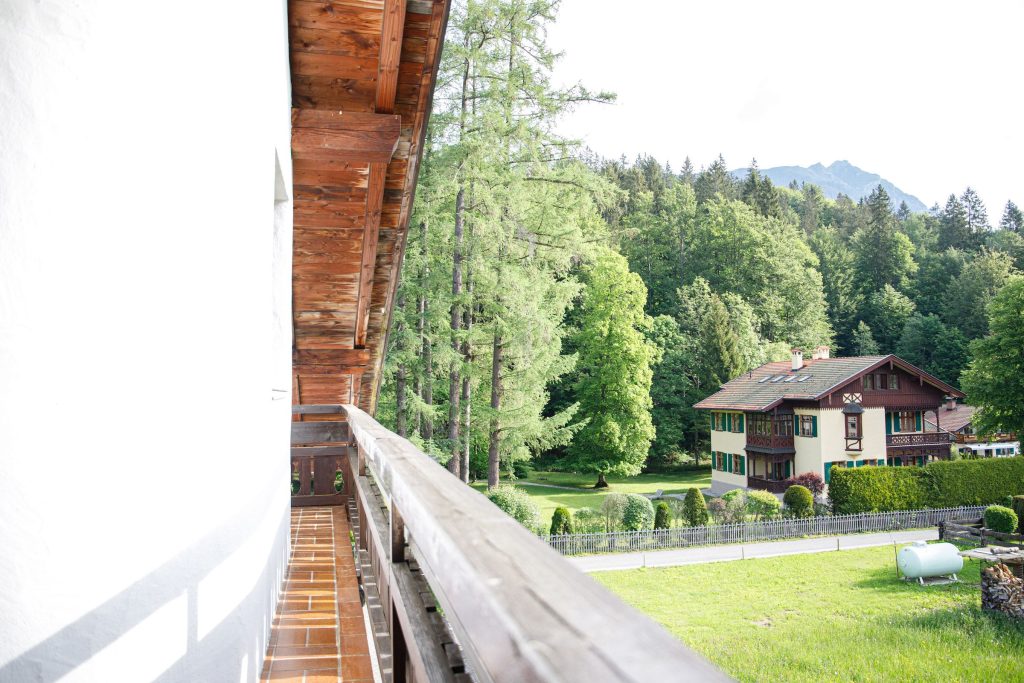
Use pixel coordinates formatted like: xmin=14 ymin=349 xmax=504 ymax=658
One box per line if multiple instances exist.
xmin=542 ymin=506 xmax=987 ymax=556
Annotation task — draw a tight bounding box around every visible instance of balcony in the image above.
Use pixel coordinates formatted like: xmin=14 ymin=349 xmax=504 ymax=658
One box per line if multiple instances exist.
xmin=274 ymin=404 xmax=726 ymax=682
xmin=886 ymin=432 xmax=955 ymax=448
xmin=745 ymin=432 xmax=795 ymax=452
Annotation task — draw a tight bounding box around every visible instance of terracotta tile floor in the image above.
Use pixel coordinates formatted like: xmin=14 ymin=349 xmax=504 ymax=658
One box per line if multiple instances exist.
xmin=261 ymin=506 xmax=373 ymax=682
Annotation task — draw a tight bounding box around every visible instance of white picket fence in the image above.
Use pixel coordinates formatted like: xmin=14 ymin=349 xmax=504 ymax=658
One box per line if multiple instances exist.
xmin=542 ymin=506 xmax=986 ymax=556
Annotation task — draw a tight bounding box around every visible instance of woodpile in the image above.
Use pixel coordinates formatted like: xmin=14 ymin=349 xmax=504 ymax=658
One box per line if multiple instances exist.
xmin=981 ymin=563 xmax=1024 ymax=619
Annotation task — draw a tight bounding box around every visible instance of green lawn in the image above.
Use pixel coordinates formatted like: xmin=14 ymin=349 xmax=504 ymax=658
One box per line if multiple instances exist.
xmin=474 ymin=468 xmax=711 ymax=520
xmin=595 ymin=545 xmax=1024 ymax=682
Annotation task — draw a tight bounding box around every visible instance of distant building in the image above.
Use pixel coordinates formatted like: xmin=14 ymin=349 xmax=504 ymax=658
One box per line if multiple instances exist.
xmin=925 ymin=401 xmax=1019 ymax=458
xmin=694 ymin=347 xmax=964 ymax=495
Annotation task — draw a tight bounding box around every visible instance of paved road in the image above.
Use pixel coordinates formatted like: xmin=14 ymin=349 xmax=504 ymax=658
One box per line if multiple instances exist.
xmin=569 ymin=528 xmax=938 ymax=572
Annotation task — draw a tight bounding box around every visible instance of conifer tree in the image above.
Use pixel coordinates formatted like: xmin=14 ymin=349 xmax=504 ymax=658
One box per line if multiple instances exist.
xmin=938 ymin=194 xmax=971 ymax=251
xmin=851 ymin=321 xmax=879 ymax=355
xmin=851 ymin=185 xmax=916 ymax=294
xmin=1000 ymin=200 xmax=1023 ymax=233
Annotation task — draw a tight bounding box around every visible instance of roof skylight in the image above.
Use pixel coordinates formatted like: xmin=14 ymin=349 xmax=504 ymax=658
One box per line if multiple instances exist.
xmin=796 ymin=375 xmax=811 ymax=382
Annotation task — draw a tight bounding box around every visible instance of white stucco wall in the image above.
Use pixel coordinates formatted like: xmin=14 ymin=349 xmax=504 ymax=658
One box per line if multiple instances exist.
xmin=0 ymin=2 xmax=294 ymax=681
xmin=710 ymin=421 xmax=748 ymax=492
xmin=793 ymin=408 xmax=821 ymax=475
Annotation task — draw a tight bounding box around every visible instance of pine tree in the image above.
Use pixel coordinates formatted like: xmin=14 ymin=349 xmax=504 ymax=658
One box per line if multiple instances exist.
xmin=851 ymin=321 xmax=879 ymax=355
xmin=1000 ymin=200 xmax=1023 ymax=233
xmin=851 ymin=185 xmax=916 ymax=294
xmin=809 ymin=226 xmax=861 ymax=352
xmin=679 ymin=156 xmax=695 ymax=186
xmin=938 ymin=194 xmax=971 ymax=250
xmin=896 ymin=201 xmax=912 ymax=223
xmin=961 ymin=187 xmax=989 ymax=236
xmin=695 ymin=154 xmax=736 ymax=204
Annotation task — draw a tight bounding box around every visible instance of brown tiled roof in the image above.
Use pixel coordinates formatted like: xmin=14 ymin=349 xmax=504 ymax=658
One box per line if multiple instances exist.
xmin=693 ymin=354 xmax=963 ymax=412
xmin=926 ymin=403 xmax=974 ymax=433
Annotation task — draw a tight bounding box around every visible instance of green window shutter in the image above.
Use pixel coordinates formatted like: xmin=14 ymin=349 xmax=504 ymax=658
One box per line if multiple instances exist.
xmin=712 ymin=413 xmax=718 ymax=431
xmin=811 ymin=416 xmax=818 ymax=437
xmin=918 ymin=456 xmax=925 ymax=467
xmin=915 ymin=411 xmax=922 ymax=431
xmin=825 ymin=462 xmax=833 ymax=483
xmin=726 ymin=413 xmax=733 ymax=431
xmin=885 ymin=413 xmax=892 ymax=434
xmin=877 ymin=459 xmax=885 ymax=466
xmin=740 ymin=455 xmax=746 ymax=475
xmin=784 ymin=460 xmax=792 ymax=478
xmin=794 ymin=415 xmax=800 ymax=436
xmin=726 ymin=453 xmax=732 ymax=472
xmin=738 ymin=414 xmax=745 ymax=433
xmin=893 ymin=413 xmax=901 ymax=433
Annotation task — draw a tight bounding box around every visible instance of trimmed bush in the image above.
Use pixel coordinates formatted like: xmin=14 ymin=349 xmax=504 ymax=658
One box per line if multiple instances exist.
xmin=654 ymin=501 xmax=671 ymax=529
xmin=683 ymin=487 xmax=709 ymax=526
xmin=747 ymin=489 xmax=781 ymax=520
xmin=550 ymin=506 xmax=574 ymax=535
xmin=1011 ymin=495 xmax=1024 ymax=533
xmin=828 ymin=466 xmax=926 ymax=514
xmin=984 ymin=505 xmax=1019 ymax=534
xmin=783 ymin=485 xmax=814 ymax=518
xmin=486 ymin=485 xmax=540 ymax=532
xmin=622 ymin=494 xmax=656 ymax=531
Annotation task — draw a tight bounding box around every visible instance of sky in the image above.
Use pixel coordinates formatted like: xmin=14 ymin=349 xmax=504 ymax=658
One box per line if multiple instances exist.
xmin=547 ymin=0 xmax=1023 ymax=216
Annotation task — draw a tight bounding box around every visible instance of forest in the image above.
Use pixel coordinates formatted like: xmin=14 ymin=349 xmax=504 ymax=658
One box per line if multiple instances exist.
xmin=376 ymin=0 xmax=1024 ymax=485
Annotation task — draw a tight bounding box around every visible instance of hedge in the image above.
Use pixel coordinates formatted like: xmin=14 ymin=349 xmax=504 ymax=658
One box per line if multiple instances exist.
xmin=828 ymin=465 xmax=926 ymax=514
xmin=829 ymin=458 xmax=1024 ymax=514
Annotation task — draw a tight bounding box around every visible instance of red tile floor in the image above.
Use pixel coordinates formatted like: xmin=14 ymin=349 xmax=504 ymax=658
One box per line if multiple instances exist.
xmin=261 ymin=506 xmax=373 ymax=682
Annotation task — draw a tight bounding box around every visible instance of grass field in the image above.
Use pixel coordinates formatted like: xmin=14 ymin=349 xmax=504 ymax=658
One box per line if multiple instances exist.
xmin=474 ymin=468 xmax=712 ymax=520
xmin=595 ymin=545 xmax=1024 ymax=682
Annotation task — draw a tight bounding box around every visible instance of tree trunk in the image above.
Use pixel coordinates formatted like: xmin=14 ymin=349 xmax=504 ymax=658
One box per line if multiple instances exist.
xmin=447 ymin=184 xmax=465 ymax=478
xmin=418 ymin=220 xmax=433 ymax=442
xmin=460 ymin=241 xmax=473 ymax=483
xmin=487 ymin=333 xmax=503 ymax=488
xmin=595 ymin=472 xmax=609 ymax=489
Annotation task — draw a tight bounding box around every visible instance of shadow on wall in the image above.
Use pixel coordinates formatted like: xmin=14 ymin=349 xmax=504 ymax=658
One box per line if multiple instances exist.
xmin=0 ymin=478 xmax=290 ymax=683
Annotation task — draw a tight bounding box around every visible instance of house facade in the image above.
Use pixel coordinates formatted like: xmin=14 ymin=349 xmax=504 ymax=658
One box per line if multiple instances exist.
xmin=926 ymin=401 xmax=1020 ymax=459
xmin=695 ymin=348 xmax=964 ymax=495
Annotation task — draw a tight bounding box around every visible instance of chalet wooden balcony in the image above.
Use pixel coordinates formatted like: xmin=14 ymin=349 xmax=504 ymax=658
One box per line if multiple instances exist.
xmin=954 ymin=432 xmax=1016 ymax=444
xmin=274 ymin=404 xmax=726 ymax=682
xmin=747 ymin=476 xmax=789 ymax=494
xmin=745 ymin=432 xmax=795 ymax=452
xmin=886 ymin=432 xmax=955 ymax=448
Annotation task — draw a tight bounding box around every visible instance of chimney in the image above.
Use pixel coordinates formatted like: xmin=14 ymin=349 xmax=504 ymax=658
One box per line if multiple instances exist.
xmin=812 ymin=345 xmax=830 ymax=360
xmin=791 ymin=348 xmax=804 ymax=371
xmin=946 ymin=396 xmax=956 ymax=411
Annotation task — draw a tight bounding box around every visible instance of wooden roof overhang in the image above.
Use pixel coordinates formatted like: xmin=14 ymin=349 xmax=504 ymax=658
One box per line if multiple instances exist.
xmin=289 ymin=0 xmax=450 ymax=413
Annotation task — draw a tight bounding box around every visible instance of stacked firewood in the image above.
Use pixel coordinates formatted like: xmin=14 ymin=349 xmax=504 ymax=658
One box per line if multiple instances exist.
xmin=981 ymin=563 xmax=1024 ymax=619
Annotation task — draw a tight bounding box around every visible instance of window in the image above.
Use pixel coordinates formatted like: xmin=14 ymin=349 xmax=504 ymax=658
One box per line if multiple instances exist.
xmin=774 ymin=417 xmax=793 ymax=437
xmin=846 ymin=414 xmax=861 ymax=438
xmin=732 ymin=454 xmax=745 ymax=475
xmin=889 ymin=374 xmax=899 ymax=390
xmin=863 ymin=374 xmax=874 ymax=390
xmin=878 ymin=373 xmax=887 ymax=389
xmin=731 ymin=414 xmax=744 ymax=433
xmin=899 ymin=411 xmax=917 ymax=432
xmin=712 ymin=413 xmax=722 ymax=431
xmin=799 ymin=415 xmax=817 ymax=437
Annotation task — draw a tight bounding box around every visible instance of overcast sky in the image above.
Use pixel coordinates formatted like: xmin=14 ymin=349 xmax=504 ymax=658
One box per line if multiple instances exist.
xmin=547 ymin=0 xmax=1022 ymax=216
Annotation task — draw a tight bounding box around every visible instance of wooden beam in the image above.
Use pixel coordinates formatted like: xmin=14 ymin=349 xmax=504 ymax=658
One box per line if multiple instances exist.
xmin=376 ymin=0 xmax=407 ymax=114
xmin=354 ymin=162 xmax=386 ymax=348
xmin=291 ymin=109 xmax=401 ymax=164
xmin=291 ymin=404 xmax=347 ymax=415
xmin=293 ymin=348 xmax=373 ymax=368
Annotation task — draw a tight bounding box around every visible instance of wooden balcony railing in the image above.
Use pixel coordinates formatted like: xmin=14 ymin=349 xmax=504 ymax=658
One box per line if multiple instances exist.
xmin=339 ymin=404 xmax=726 ymax=682
xmin=954 ymin=433 xmax=1016 ymax=444
xmin=746 ymin=433 xmax=794 ymax=450
xmin=290 ymin=405 xmax=350 ymax=507
xmin=747 ymin=476 xmax=789 ymax=494
xmin=886 ymin=432 xmax=954 ymax=448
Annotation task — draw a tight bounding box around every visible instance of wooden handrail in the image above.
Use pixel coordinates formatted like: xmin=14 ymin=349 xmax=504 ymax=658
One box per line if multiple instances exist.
xmin=343 ymin=404 xmax=726 ymax=682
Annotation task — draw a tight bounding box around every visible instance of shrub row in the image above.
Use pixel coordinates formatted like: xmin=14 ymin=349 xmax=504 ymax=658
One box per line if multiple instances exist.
xmin=830 ymin=457 xmax=1024 ymax=514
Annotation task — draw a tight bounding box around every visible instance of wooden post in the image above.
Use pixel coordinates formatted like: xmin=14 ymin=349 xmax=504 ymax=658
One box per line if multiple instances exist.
xmin=391 ymin=502 xmax=406 ymax=564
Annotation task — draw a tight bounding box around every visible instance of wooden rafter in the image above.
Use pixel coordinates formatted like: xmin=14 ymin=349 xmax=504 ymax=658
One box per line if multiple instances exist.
xmin=354 ymin=0 xmax=407 ymax=350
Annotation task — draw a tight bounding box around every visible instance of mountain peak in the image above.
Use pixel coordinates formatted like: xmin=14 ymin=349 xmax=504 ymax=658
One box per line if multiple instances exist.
xmin=731 ymin=161 xmax=926 ymax=211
